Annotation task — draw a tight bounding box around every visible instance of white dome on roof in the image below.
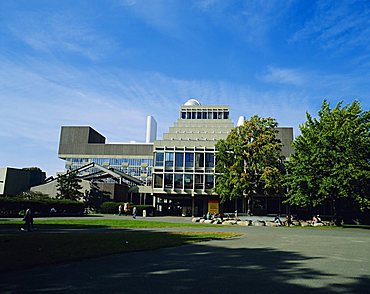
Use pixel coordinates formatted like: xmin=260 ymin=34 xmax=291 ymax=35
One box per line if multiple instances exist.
xmin=184 ymin=98 xmax=201 ymax=106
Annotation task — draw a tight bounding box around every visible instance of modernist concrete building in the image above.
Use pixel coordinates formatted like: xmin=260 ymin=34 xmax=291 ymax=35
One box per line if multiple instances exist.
xmin=57 ymin=99 xmax=294 ymax=216
xmin=0 ymin=167 xmax=46 ymax=196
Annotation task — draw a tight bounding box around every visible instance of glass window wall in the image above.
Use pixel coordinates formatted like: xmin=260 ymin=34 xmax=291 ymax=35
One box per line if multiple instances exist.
xmin=205 ymin=153 xmax=214 ymax=168
xmin=164 ymin=174 xmax=173 ymax=188
xmin=165 ymin=152 xmax=174 ymax=170
xmin=195 ymin=153 xmax=204 ymax=168
xmin=174 ymin=174 xmax=183 ymax=189
xmin=155 ymin=152 xmax=164 ymax=167
xmin=184 ymin=174 xmax=193 ymax=189
xmin=154 ymin=174 xmax=163 ymax=188
xmin=175 ymin=153 xmax=184 ymax=170
xmin=195 ymin=174 xmax=204 ymax=189
xmin=205 ymin=174 xmax=214 ymax=189
xmin=185 ymin=153 xmax=194 ymax=169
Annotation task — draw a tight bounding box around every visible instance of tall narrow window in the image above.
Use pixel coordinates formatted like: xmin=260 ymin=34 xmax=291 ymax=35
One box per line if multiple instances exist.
xmin=195 ymin=174 xmax=204 ymax=189
xmin=184 ymin=174 xmax=193 ymax=189
xmin=155 ymin=153 xmax=164 ymax=167
xmin=165 ymin=152 xmax=174 ymax=170
xmin=205 ymin=174 xmax=214 ymax=189
xmin=175 ymin=153 xmax=184 ymax=170
xmin=185 ymin=153 xmax=194 ymax=169
xmin=164 ymin=174 xmax=173 ymax=188
xmin=205 ymin=153 xmax=214 ymax=168
xmin=174 ymin=174 xmax=183 ymax=189
xmin=195 ymin=153 xmax=204 ymax=168
xmin=154 ymin=174 xmax=163 ymax=188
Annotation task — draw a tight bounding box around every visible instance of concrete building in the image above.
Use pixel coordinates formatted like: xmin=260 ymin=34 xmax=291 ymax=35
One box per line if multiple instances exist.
xmin=56 ymin=99 xmax=294 ymax=216
xmin=0 ymin=167 xmax=46 ymax=196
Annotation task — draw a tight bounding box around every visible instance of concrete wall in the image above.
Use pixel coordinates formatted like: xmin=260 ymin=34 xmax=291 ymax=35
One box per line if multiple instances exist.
xmin=0 ymin=167 xmax=46 ymax=196
xmin=58 ymin=126 xmax=153 ymax=158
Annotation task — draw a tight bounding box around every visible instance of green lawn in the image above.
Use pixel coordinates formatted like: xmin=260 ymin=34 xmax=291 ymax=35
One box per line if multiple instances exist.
xmin=0 ymin=218 xmax=210 ymax=229
xmin=0 ymin=218 xmax=239 ymax=272
xmin=0 ymin=231 xmax=239 ymax=272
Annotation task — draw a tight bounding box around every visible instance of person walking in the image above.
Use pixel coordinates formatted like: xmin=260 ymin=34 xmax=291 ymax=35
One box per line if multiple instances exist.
xmin=133 ymin=206 xmax=137 ymax=219
xmin=20 ymin=208 xmax=33 ymax=232
xmin=118 ymin=204 xmax=123 ymax=216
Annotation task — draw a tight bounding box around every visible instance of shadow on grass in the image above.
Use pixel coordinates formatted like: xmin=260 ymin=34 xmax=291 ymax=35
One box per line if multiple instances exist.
xmin=1 ymin=237 xmax=368 ymax=294
xmin=342 ymin=224 xmax=370 ymax=230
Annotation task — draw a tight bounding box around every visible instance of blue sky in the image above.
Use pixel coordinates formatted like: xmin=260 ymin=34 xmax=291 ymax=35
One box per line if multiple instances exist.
xmin=1 ymin=0 xmax=369 ymax=176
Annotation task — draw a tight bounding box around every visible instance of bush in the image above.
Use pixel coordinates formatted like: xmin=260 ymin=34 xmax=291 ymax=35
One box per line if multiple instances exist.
xmin=100 ymin=202 xmax=155 ymax=216
xmin=0 ymin=197 xmax=85 ymax=217
xmin=100 ymin=202 xmax=121 ymax=214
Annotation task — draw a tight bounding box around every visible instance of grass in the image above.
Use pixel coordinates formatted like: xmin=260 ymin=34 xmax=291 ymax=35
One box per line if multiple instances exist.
xmin=0 ymin=231 xmax=239 ymax=272
xmin=0 ymin=218 xmax=240 ymax=272
xmin=0 ymin=218 xmax=211 ymax=230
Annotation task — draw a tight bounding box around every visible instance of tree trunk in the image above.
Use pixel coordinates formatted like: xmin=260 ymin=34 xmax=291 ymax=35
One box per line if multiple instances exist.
xmin=247 ymin=195 xmax=253 ymax=216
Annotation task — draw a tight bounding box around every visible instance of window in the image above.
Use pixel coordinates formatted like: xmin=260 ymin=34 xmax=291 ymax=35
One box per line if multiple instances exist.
xmin=202 ymin=112 xmax=207 ymax=119
xmin=181 ymin=112 xmax=186 ymax=119
xmin=218 ymin=112 xmax=223 ymax=119
xmin=205 ymin=174 xmax=214 ymax=189
xmin=187 ymin=112 xmax=191 ymax=119
xmin=192 ymin=112 xmax=196 ymax=119
xmin=195 ymin=174 xmax=203 ymax=189
xmin=197 ymin=112 xmax=202 ymax=119
xmin=205 ymin=153 xmax=214 ymax=168
xmin=184 ymin=174 xmax=193 ymax=189
xmin=155 ymin=152 xmax=164 ymax=167
xmin=195 ymin=153 xmax=204 ymax=168
xmin=213 ymin=112 xmax=218 ymax=119
xmin=164 ymin=174 xmax=173 ymax=188
xmin=165 ymin=152 xmax=174 ymax=170
xmin=174 ymin=174 xmax=183 ymax=189
xmin=175 ymin=153 xmax=184 ymax=170
xmin=154 ymin=174 xmax=163 ymax=188
xmin=185 ymin=153 xmax=194 ymax=169
xmin=224 ymin=111 xmax=229 ymax=119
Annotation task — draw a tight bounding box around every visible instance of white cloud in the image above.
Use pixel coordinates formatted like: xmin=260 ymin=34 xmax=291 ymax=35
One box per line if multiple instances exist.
xmin=291 ymin=1 xmax=370 ymax=53
xmin=8 ymin=12 xmax=115 ymax=61
xmin=260 ymin=66 xmax=306 ymax=86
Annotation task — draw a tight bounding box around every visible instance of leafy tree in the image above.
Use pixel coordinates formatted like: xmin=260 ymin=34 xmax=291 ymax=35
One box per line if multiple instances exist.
xmin=17 ymin=191 xmax=50 ymax=200
xmin=56 ymin=170 xmax=83 ymax=201
xmin=286 ymin=100 xmax=370 ymax=214
xmin=215 ymin=115 xmax=285 ymax=215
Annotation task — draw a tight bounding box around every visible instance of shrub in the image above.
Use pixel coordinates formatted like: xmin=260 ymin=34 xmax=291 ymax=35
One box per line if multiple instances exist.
xmin=99 ymin=202 xmax=155 ymax=216
xmin=0 ymin=197 xmax=85 ymax=217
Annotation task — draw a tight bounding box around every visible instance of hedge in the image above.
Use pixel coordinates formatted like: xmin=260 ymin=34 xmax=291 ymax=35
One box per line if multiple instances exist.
xmin=100 ymin=202 xmax=156 ymax=216
xmin=0 ymin=197 xmax=85 ymax=217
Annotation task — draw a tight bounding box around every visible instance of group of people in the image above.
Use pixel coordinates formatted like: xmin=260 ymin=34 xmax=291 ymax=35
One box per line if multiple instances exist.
xmin=118 ymin=203 xmax=137 ymax=219
xmin=205 ymin=212 xmax=223 ymax=221
xmin=274 ymin=215 xmax=294 ymax=226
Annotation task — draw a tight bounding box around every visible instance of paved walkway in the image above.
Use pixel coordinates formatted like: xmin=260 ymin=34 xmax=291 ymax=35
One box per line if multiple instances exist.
xmin=1 ymin=216 xmax=370 ymax=293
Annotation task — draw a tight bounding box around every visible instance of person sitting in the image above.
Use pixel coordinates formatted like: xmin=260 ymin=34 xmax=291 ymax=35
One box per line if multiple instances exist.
xmin=283 ymin=215 xmax=292 ymax=226
xmin=312 ymin=214 xmax=323 ymax=226
xmin=274 ymin=215 xmax=283 ymax=226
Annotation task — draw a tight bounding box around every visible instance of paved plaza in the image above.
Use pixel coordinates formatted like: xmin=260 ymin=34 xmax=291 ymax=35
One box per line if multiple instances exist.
xmin=1 ymin=217 xmax=369 ymax=293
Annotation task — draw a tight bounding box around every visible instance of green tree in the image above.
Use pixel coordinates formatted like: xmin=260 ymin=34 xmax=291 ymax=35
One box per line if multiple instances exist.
xmin=215 ymin=115 xmax=285 ymax=215
xmin=17 ymin=191 xmax=50 ymax=200
xmin=56 ymin=170 xmax=83 ymax=201
xmin=286 ymin=100 xmax=370 ymax=214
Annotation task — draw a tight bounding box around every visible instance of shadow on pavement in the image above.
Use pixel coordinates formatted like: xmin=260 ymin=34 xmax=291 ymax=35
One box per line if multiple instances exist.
xmin=1 ymin=240 xmax=368 ymax=293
